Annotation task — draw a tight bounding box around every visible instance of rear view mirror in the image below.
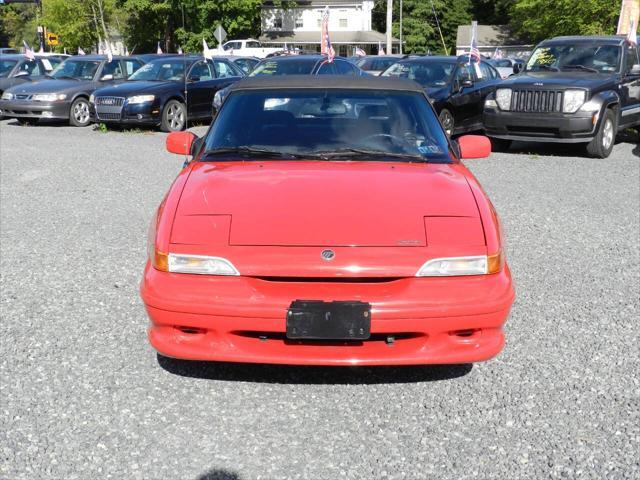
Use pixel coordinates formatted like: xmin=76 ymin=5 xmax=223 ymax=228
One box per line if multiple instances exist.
xmin=100 ymin=74 xmax=114 ymax=81
xmin=458 ymin=135 xmax=491 ymax=159
xmin=166 ymin=131 xmax=197 ymax=156
xmin=14 ymin=70 xmax=29 ymax=78
xmin=630 ymin=64 xmax=640 ymax=75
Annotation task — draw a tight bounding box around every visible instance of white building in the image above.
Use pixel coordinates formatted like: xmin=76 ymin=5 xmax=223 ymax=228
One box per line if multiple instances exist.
xmin=260 ymin=0 xmax=399 ymax=55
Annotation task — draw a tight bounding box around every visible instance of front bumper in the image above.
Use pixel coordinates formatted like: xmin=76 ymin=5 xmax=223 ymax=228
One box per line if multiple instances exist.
xmin=0 ymin=99 xmax=70 ymax=120
xmin=483 ymin=108 xmax=599 ymax=143
xmin=140 ymin=264 xmax=515 ymax=366
xmin=90 ymin=101 xmax=161 ymax=125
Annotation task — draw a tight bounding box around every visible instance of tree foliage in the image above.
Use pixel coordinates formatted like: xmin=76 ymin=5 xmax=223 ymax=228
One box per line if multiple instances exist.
xmin=510 ymin=0 xmax=620 ymax=42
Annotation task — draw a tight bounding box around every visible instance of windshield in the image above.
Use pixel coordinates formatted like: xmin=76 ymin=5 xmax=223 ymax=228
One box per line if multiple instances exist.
xmin=50 ymin=60 xmax=100 ymax=80
xmin=526 ymin=44 xmax=621 ymax=73
xmin=128 ymin=60 xmax=187 ymax=81
xmin=356 ymin=57 xmax=398 ymax=72
xmin=0 ymin=60 xmax=18 ymax=78
xmin=250 ymin=59 xmax=316 ymax=76
xmin=203 ymin=89 xmax=450 ymax=163
xmin=382 ymin=61 xmax=454 ymax=87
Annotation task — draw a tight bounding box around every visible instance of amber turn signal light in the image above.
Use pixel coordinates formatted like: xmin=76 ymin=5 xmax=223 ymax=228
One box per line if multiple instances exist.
xmin=487 ymin=250 xmax=504 ymax=274
xmin=153 ymin=249 xmax=169 ymax=272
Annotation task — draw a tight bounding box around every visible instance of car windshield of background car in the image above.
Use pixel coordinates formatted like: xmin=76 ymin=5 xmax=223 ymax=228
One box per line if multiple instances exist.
xmin=526 ymin=45 xmax=621 ymax=73
xmin=382 ymin=62 xmax=455 ymax=88
xmin=0 ymin=60 xmax=18 ymax=78
xmin=50 ymin=60 xmax=100 ymax=80
xmin=202 ymin=89 xmax=451 ymax=163
xmin=128 ymin=61 xmax=187 ymax=81
xmin=250 ymin=60 xmax=316 ymax=76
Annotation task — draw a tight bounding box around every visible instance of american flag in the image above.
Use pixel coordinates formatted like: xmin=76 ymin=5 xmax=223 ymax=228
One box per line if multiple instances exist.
xmin=354 ymin=47 xmax=366 ymax=57
xmin=23 ymin=40 xmax=35 ymax=61
xmin=78 ymin=47 xmax=86 ymax=55
xmin=493 ymin=47 xmax=503 ymax=59
xmin=157 ymin=42 xmax=163 ymax=54
xmin=378 ymin=41 xmax=385 ymax=55
xmin=469 ymin=21 xmax=481 ymax=63
xmin=320 ymin=7 xmax=335 ymax=62
xmin=628 ymin=18 xmax=637 ymax=46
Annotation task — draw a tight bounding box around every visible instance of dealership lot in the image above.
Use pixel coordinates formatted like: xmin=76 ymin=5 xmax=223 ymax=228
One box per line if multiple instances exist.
xmin=0 ymin=121 xmax=638 ymax=479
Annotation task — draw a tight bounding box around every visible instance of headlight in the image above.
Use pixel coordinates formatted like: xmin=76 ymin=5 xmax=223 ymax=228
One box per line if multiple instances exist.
xmin=495 ymin=89 xmax=512 ymax=110
xmin=32 ymin=93 xmax=67 ymax=102
xmin=89 ymin=94 xmax=95 ymax=103
xmin=128 ymin=94 xmax=155 ymax=104
xmin=416 ymin=252 xmax=503 ymax=277
xmin=153 ymin=251 xmax=240 ymax=276
xmin=1 ymin=91 xmax=14 ymax=100
xmin=562 ymin=89 xmax=585 ymax=113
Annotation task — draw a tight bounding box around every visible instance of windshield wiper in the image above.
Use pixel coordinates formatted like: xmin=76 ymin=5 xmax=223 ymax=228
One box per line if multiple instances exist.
xmin=53 ymin=75 xmax=80 ymax=80
xmin=314 ymin=148 xmax=426 ymax=162
xmin=561 ymin=65 xmax=599 ymax=73
xmin=201 ymin=146 xmax=307 ymax=160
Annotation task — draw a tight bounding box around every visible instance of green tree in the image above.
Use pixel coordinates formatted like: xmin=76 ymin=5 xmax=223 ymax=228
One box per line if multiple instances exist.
xmin=0 ymin=3 xmax=39 ymax=48
xmin=373 ymin=0 xmax=472 ymax=55
xmin=511 ymin=0 xmax=619 ymax=42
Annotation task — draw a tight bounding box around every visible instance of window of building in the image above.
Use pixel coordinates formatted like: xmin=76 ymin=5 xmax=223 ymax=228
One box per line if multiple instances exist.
xmin=273 ymin=16 xmax=282 ymax=29
xmin=295 ymin=17 xmax=303 ymax=29
xmin=339 ymin=18 xmax=347 ymax=28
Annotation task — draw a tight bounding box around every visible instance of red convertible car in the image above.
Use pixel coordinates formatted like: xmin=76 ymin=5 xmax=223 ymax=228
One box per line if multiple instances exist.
xmin=141 ymin=76 xmax=515 ymax=366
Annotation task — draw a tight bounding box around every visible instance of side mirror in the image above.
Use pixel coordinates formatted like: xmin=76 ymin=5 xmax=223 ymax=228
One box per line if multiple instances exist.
xmin=513 ymin=63 xmax=523 ymax=74
xmin=630 ymin=64 xmax=640 ymax=75
xmin=14 ymin=70 xmax=29 ymax=77
xmin=188 ymin=76 xmax=200 ymax=83
xmin=458 ymin=135 xmax=491 ymax=159
xmin=461 ymin=79 xmax=473 ymax=88
xmin=166 ymin=131 xmax=197 ymax=156
xmin=100 ymin=74 xmax=114 ymax=81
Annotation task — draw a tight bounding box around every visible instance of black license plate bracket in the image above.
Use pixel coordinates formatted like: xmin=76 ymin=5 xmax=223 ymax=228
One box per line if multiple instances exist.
xmin=286 ymin=300 xmax=371 ymax=340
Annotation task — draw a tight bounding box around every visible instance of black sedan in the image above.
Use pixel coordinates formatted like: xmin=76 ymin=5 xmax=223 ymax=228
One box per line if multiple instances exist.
xmin=90 ymin=56 xmax=244 ymax=131
xmin=0 ymin=55 xmax=144 ymax=126
xmin=0 ymin=54 xmax=68 ymax=97
xmin=382 ymin=55 xmax=502 ymax=136
xmin=212 ymin=54 xmax=365 ymax=113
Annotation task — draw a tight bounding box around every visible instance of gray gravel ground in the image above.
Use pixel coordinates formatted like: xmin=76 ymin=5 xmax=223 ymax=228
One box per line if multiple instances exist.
xmin=0 ymin=119 xmax=638 ymax=480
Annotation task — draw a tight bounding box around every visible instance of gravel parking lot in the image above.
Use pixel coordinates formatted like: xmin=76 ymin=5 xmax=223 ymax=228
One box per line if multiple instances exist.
xmin=0 ymin=120 xmax=638 ymax=480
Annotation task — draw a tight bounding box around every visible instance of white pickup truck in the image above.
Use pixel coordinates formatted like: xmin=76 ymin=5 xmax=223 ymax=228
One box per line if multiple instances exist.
xmin=218 ymin=39 xmax=281 ymax=58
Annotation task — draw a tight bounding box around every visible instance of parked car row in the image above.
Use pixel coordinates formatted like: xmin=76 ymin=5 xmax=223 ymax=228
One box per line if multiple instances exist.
xmin=1 ymin=35 xmax=639 ymax=158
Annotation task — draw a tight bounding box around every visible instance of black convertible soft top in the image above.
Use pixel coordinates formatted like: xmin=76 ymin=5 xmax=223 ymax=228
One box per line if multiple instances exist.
xmin=227 ymin=74 xmax=424 ymax=93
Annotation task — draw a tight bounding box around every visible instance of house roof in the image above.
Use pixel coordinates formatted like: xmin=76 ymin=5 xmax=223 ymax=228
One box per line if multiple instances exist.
xmin=260 ymin=30 xmax=399 ymax=45
xmin=456 ymin=24 xmax=530 ymax=48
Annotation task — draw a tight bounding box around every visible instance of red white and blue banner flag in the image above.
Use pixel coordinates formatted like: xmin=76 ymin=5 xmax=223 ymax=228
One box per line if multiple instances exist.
xmin=468 ymin=21 xmax=482 ymax=78
xmin=320 ymin=6 xmax=335 ymax=62
xmin=617 ymin=0 xmax=640 ymax=39
xmin=23 ymin=40 xmax=35 ymax=61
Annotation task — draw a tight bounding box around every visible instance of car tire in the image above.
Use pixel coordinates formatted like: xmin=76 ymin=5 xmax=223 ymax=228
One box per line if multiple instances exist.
xmin=161 ymin=100 xmax=187 ymax=132
xmin=438 ymin=109 xmax=454 ymax=137
xmin=586 ymin=108 xmax=616 ymax=159
xmin=17 ymin=118 xmax=38 ymax=126
xmin=491 ymin=138 xmax=512 ymax=152
xmin=69 ymin=98 xmax=91 ymax=127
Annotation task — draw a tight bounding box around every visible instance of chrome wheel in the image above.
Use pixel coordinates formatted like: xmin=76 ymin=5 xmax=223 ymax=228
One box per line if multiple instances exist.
xmin=73 ymin=100 xmax=89 ymax=125
xmin=439 ymin=110 xmax=454 ymax=137
xmin=166 ymin=103 xmax=185 ymax=131
xmin=602 ymin=118 xmax=613 ymax=150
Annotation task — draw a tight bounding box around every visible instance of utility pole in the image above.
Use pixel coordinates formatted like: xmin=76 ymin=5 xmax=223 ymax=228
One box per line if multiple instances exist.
xmin=384 ymin=0 xmax=393 ymax=53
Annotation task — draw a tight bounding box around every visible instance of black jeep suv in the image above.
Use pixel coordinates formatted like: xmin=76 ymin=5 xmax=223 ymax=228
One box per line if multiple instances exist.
xmin=483 ymin=36 xmax=640 ymax=158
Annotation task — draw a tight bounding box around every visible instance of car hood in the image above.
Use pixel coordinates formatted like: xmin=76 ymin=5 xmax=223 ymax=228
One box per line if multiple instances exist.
xmin=7 ymin=78 xmax=94 ymax=95
xmin=94 ymin=80 xmax=176 ymax=97
xmin=502 ymin=71 xmax=614 ymax=91
xmin=176 ymin=161 xmax=480 ymax=247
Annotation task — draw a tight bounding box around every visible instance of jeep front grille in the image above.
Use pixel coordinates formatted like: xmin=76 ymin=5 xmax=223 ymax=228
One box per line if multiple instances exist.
xmin=511 ymin=89 xmax=564 ymax=113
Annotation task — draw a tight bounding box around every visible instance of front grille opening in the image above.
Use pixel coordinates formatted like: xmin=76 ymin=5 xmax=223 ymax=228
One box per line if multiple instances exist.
xmin=450 ymin=329 xmax=480 ymax=338
xmin=175 ymin=326 xmax=207 ymax=335
xmin=254 ymin=276 xmax=402 ymax=284
xmin=233 ymin=331 xmax=425 ymax=345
